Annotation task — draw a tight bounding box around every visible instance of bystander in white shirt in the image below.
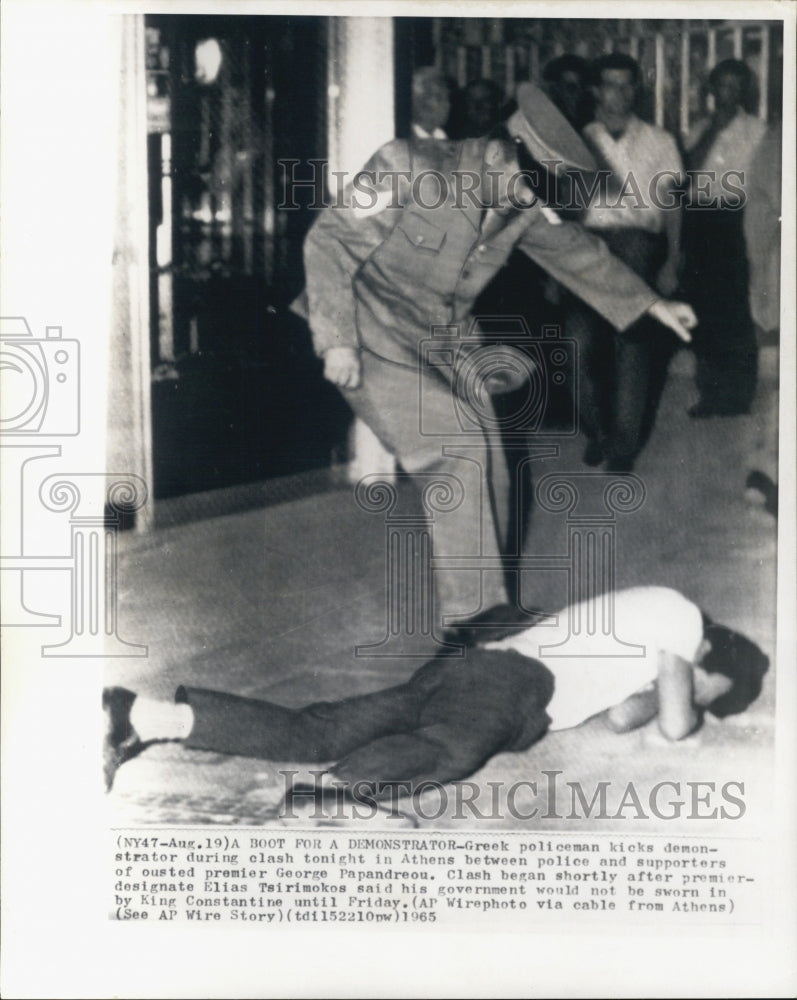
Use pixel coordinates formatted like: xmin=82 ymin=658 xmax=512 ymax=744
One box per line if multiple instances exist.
xmin=583 ymin=115 xmax=683 ymax=234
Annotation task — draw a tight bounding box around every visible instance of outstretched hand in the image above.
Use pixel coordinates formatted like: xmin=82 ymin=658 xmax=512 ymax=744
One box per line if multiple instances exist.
xmin=647 ymin=299 xmax=698 ymax=343
xmin=323 ymin=347 xmax=362 ymax=389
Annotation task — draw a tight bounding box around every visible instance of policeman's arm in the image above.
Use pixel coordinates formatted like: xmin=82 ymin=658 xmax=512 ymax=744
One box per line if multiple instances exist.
xmin=301 ymin=141 xmax=410 ymax=359
xmin=516 ymin=212 xmax=656 ymax=330
xmin=516 ymin=212 xmax=694 ymax=341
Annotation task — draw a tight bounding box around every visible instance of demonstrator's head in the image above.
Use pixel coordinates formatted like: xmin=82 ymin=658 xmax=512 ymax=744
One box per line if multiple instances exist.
xmin=696 ymin=623 xmax=769 ymax=718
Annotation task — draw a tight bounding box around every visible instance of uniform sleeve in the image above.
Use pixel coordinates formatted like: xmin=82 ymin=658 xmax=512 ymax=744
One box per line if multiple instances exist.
xmin=516 ymin=210 xmax=658 ymax=331
xmin=296 ymin=140 xmax=411 ymax=356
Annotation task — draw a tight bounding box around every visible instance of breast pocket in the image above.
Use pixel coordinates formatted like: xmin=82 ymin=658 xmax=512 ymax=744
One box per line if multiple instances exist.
xmin=396 ymin=212 xmax=447 ymax=253
xmin=472 ymin=242 xmax=510 ymax=268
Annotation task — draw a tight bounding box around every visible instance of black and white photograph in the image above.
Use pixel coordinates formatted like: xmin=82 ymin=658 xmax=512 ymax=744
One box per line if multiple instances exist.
xmin=1 ymin=1 xmax=795 ymax=997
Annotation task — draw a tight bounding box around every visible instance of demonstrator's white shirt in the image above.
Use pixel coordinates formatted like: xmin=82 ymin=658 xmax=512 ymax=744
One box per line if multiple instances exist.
xmin=485 ymin=586 xmax=704 ymax=731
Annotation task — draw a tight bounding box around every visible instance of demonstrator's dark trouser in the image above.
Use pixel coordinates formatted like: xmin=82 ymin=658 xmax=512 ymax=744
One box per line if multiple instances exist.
xmin=178 ymin=648 xmax=554 ymax=794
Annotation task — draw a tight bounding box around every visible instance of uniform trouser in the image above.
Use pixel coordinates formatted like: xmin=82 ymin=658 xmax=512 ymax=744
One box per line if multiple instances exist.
xmin=685 ymin=208 xmax=758 ymax=414
xmin=178 ymin=648 xmax=554 ymax=794
xmin=566 ymin=229 xmax=670 ymax=464
xmin=340 ymin=346 xmax=511 ymax=624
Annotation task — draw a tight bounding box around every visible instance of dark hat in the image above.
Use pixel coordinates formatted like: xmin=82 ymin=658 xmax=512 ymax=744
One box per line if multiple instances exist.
xmin=506 ymin=81 xmax=597 ymax=172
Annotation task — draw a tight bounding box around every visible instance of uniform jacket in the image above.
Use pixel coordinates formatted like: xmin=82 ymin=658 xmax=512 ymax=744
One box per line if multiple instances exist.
xmin=293 ymin=137 xmax=657 ymax=366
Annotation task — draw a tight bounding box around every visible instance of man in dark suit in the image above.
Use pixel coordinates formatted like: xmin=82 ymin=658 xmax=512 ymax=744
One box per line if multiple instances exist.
xmin=295 ymin=83 xmax=696 ymax=641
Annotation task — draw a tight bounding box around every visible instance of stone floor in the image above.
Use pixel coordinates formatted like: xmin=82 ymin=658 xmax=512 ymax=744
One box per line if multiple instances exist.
xmin=105 ymin=351 xmax=779 ymax=832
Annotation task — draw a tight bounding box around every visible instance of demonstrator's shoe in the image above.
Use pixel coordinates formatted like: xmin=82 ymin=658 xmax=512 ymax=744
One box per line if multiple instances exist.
xmin=103 ymin=686 xmax=144 ymax=791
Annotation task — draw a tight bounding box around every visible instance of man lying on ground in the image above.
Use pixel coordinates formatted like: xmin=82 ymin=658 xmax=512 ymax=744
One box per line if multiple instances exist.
xmin=103 ymin=587 xmax=768 ymax=798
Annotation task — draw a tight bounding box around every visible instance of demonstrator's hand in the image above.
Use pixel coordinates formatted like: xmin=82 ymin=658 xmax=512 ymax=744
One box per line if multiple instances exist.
xmin=323 ymin=347 xmax=362 ymax=390
xmin=646 ymin=299 xmax=697 ymax=344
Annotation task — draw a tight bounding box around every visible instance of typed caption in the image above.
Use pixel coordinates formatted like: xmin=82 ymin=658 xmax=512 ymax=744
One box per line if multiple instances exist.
xmin=112 ymin=831 xmax=762 ymax=927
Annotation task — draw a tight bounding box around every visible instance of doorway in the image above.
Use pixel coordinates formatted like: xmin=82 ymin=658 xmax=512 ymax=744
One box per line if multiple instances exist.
xmin=145 ymin=14 xmax=352 ymax=499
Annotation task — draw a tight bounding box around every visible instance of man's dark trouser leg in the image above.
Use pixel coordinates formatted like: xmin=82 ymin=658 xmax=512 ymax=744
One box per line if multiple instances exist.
xmin=178 ymin=649 xmax=554 ymax=794
xmin=179 ymin=682 xmax=423 ymax=763
xmin=332 ymin=650 xmax=554 ymax=794
xmin=587 ymin=229 xmax=668 ymax=468
xmin=566 ymin=299 xmax=613 ymax=453
xmin=687 ymin=208 xmax=758 ymax=414
xmin=611 ymin=324 xmax=653 ymax=465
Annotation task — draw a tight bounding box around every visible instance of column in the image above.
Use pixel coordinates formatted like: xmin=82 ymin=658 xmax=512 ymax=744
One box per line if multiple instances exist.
xmin=326 ymin=16 xmax=398 ymax=484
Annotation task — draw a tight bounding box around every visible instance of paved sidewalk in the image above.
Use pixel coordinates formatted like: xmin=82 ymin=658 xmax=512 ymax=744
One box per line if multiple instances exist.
xmin=106 ymin=360 xmax=779 ymax=831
